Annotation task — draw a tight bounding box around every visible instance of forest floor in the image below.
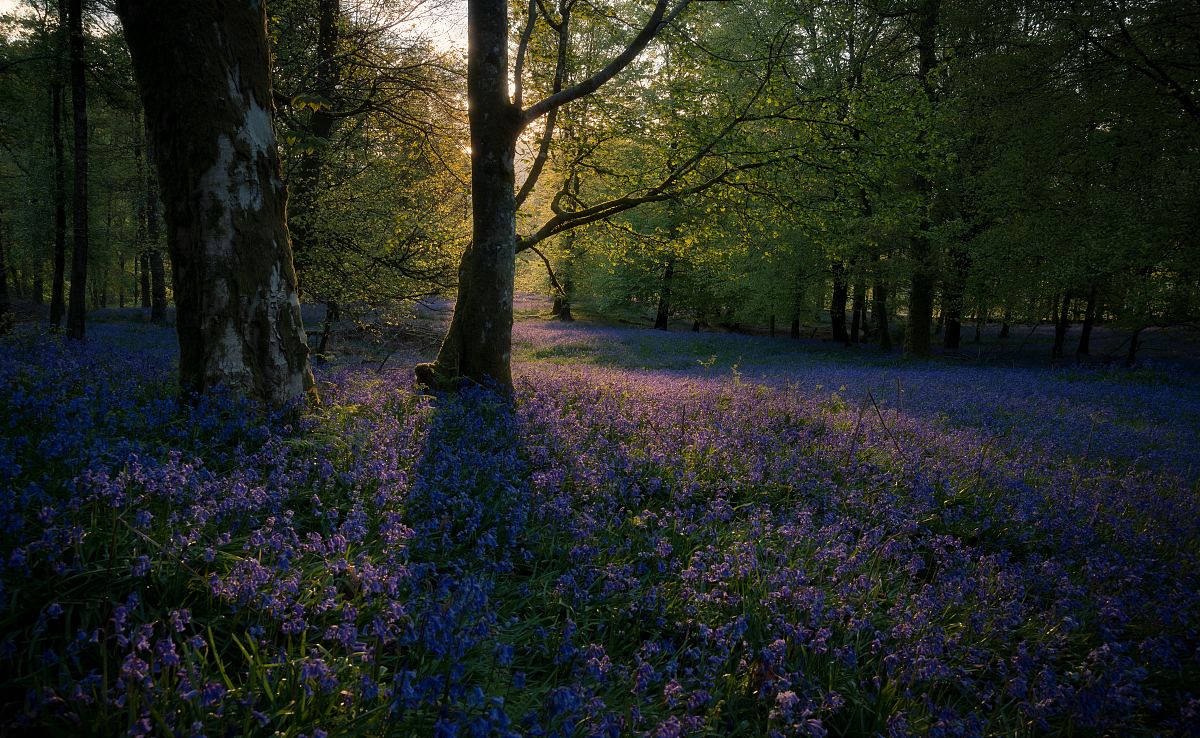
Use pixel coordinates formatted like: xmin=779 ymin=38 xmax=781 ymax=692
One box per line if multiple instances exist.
xmin=1 ymin=303 xmax=1199 ymax=736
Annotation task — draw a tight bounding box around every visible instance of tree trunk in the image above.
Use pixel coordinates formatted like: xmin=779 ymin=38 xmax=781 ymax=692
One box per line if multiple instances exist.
xmin=769 ymin=313 xmax=775 ymax=338
xmin=850 ymin=278 xmax=865 ymax=343
xmin=903 ymin=0 xmax=940 ymax=358
xmin=145 ymin=141 xmax=168 ymax=324
xmin=654 ymin=259 xmax=674 ymax=330
xmin=873 ymin=261 xmax=891 ymax=351
xmin=416 ymin=0 xmax=519 ymax=390
xmin=289 ymin=0 xmax=340 ymax=292
xmin=1052 ymin=290 xmax=1071 ymax=359
xmin=1124 ymin=327 xmax=1141 ymax=367
xmin=0 ymin=226 xmax=10 ymax=331
xmin=49 ymin=77 xmax=67 ymax=330
xmin=830 ymin=260 xmax=848 ymax=345
xmin=1077 ymin=285 xmax=1097 ymax=356
xmin=64 ymin=0 xmax=88 ymax=341
xmin=317 ymin=300 xmax=339 ymax=355
xmin=116 ymin=0 xmax=315 ymax=404
xmin=139 ymin=251 xmax=151 ymax=307
xmin=149 ymin=249 xmax=167 ymax=323
xmin=790 ymin=315 xmax=800 ymax=339
xmin=973 ymin=306 xmax=984 ymax=343
xmin=943 ymin=246 xmax=968 ymax=349
xmin=999 ymin=307 xmax=1010 ymax=338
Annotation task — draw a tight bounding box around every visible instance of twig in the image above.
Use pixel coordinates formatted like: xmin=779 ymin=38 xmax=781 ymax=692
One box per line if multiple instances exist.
xmin=868 ymin=389 xmax=907 ymax=463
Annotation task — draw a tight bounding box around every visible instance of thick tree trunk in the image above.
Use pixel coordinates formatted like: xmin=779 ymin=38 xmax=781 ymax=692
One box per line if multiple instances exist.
xmin=830 ymin=260 xmax=848 ymax=345
xmin=790 ymin=316 xmax=800 ymax=339
xmin=49 ymin=79 xmax=67 ymax=330
xmin=903 ymin=0 xmax=940 ymax=358
xmin=416 ymin=0 xmax=519 ymax=390
xmin=145 ymin=141 xmax=168 ymax=324
xmin=64 ymin=0 xmax=88 ymax=341
xmin=116 ymin=0 xmax=315 ymax=404
xmin=654 ymin=259 xmax=674 ymax=330
xmin=1052 ymin=290 xmax=1071 ymax=359
xmin=1077 ymin=285 xmax=1097 ymax=356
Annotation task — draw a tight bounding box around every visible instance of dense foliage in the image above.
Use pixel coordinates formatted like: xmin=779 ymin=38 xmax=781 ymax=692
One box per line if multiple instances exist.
xmin=2 ymin=319 xmax=1197 ymax=735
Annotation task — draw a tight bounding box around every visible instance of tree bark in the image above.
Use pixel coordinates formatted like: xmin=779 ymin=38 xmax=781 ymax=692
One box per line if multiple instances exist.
xmin=1077 ymin=285 xmax=1097 ymax=356
xmin=416 ymin=0 xmax=520 ymax=391
xmin=830 ymin=260 xmax=848 ymax=345
xmin=64 ymin=0 xmax=88 ymax=341
xmin=654 ymin=259 xmax=674 ymax=330
xmin=139 ymin=251 xmax=151 ymax=308
xmin=115 ymin=0 xmax=315 ymax=404
xmin=790 ymin=315 xmax=800 ymax=339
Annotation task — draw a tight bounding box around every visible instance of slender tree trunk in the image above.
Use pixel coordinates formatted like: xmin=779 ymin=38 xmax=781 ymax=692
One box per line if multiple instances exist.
xmin=943 ymin=246 xmax=968 ymax=349
xmin=49 ymin=78 xmax=67 ymax=329
xmin=790 ymin=316 xmax=800 ymax=339
xmin=149 ymin=249 xmax=167 ymax=323
xmin=289 ymin=0 xmax=340 ymax=292
xmin=64 ymin=0 xmax=88 ymax=340
xmin=553 ymin=233 xmax=575 ymax=322
xmin=1125 ymin=327 xmax=1141 ymax=367
xmin=654 ymin=259 xmax=674 ymax=330
xmin=1077 ymin=285 xmax=1097 ymax=356
xmin=830 ymin=260 xmax=848 ymax=345
xmin=116 ymin=0 xmax=315 ymax=404
xmin=769 ymin=313 xmax=775 ymax=338
xmin=416 ymin=0 xmax=519 ymax=390
xmin=0 ymin=226 xmax=10 ymax=331
xmin=850 ymin=278 xmax=865 ymax=343
xmin=316 ymin=300 xmax=339 ymax=355
xmin=874 ymin=257 xmax=891 ymax=351
xmin=999 ymin=307 xmax=1010 ymax=338
xmin=1052 ymin=290 xmax=1071 ymax=359
xmin=973 ymin=306 xmax=984 ymax=343
xmin=139 ymin=251 xmax=151 ymax=307
xmin=33 ymin=269 xmax=43 ymax=305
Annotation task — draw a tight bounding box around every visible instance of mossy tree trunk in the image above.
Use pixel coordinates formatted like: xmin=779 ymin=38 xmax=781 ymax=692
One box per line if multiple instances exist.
xmin=115 ymin=0 xmax=315 ymax=404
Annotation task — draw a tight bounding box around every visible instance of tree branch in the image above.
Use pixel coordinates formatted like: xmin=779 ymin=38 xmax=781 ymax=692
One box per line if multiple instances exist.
xmin=522 ymin=0 xmax=690 ymax=123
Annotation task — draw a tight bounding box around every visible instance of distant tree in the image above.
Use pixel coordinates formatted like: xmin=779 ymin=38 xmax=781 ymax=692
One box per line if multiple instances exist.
xmin=114 ymin=0 xmax=315 ymax=404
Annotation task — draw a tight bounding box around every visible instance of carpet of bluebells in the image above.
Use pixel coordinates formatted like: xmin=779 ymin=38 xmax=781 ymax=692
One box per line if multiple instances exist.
xmin=2 ymin=318 xmax=1199 ymax=737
